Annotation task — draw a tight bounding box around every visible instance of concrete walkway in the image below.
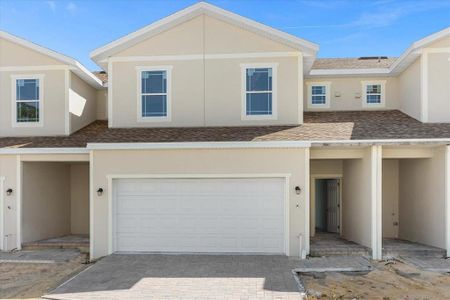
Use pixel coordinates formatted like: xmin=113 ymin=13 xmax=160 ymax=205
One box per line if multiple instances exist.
xmin=45 ymin=254 xmax=305 ymax=300
xmin=0 ymin=249 xmax=81 ymax=264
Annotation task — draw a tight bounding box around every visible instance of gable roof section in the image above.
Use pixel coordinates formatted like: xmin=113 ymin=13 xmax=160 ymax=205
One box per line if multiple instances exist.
xmin=0 ymin=31 xmax=103 ymax=88
xmin=308 ymin=26 xmax=450 ymax=77
xmin=90 ymin=2 xmax=319 ymax=63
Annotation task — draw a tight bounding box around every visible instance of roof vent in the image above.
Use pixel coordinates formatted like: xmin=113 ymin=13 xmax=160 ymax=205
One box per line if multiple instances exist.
xmin=99 ymin=71 xmax=106 ymax=74
xmin=358 ymin=56 xmax=388 ymax=60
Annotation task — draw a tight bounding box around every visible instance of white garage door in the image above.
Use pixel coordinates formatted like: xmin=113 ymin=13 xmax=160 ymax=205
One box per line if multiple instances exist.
xmin=113 ymin=177 xmax=286 ymax=254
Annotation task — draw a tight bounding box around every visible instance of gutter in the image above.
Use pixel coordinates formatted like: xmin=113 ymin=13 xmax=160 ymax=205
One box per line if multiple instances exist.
xmin=0 ymin=148 xmax=89 ymax=155
xmin=311 ymin=138 xmax=450 ymax=147
xmin=86 ymin=141 xmax=312 ymax=150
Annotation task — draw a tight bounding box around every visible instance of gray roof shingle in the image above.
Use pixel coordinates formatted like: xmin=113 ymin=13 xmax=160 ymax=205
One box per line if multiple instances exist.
xmin=312 ymin=57 xmax=397 ymax=69
xmin=1 ymin=111 xmax=450 ymax=149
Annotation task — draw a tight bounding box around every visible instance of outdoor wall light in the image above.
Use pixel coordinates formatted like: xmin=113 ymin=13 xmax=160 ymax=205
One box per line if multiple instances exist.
xmin=295 ymin=186 xmax=301 ymax=195
xmin=97 ymin=188 xmax=104 ymax=196
xmin=6 ymin=188 xmax=13 ymax=196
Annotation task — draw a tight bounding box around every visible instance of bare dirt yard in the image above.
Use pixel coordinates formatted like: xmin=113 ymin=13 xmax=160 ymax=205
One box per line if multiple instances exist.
xmin=300 ymin=259 xmax=450 ymax=299
xmin=0 ymin=252 xmax=88 ymax=299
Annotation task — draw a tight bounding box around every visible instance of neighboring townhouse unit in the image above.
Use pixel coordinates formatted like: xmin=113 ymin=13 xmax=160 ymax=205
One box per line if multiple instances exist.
xmin=0 ymin=2 xmax=449 ymax=262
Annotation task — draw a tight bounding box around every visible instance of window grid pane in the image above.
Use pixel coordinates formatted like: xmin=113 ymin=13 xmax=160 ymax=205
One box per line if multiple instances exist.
xmin=246 ymin=93 xmax=272 ymax=115
xmin=366 ymin=84 xmax=381 ymax=104
xmin=142 ymin=95 xmax=167 ymax=117
xmin=16 ymin=79 xmax=40 ymax=123
xmin=17 ymin=101 xmax=39 ymax=122
xmin=246 ymin=68 xmax=273 ymax=116
xmin=141 ymin=70 xmax=168 ymax=117
xmin=311 ymin=85 xmax=326 ymax=105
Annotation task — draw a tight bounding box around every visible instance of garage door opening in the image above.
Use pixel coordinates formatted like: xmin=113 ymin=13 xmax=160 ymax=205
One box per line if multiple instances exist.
xmin=112 ymin=177 xmax=287 ymax=255
xmin=382 ymin=159 xmax=446 ymax=257
xmin=21 ymin=162 xmax=89 ymax=252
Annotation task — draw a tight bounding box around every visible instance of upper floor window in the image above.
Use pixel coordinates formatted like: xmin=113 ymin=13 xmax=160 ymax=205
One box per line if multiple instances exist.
xmin=12 ymin=75 xmax=44 ymax=127
xmin=137 ymin=66 xmax=172 ymax=122
xmin=362 ymin=80 xmax=385 ymax=108
xmin=307 ymin=82 xmax=331 ymax=109
xmin=241 ymin=63 xmax=278 ymax=120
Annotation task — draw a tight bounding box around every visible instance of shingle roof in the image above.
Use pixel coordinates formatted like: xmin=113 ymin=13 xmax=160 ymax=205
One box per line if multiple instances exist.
xmin=1 ymin=111 xmax=450 ymax=149
xmin=312 ymin=57 xmax=397 ymax=69
xmin=92 ymin=71 xmax=108 ymax=83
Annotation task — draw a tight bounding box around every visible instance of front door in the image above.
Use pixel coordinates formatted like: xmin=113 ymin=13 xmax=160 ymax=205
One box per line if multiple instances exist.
xmin=326 ymin=179 xmax=340 ymax=233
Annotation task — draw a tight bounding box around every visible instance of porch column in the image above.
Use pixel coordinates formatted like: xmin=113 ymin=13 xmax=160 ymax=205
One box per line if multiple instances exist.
xmin=371 ymin=145 xmax=383 ymax=260
xmin=304 ymin=147 xmax=310 ymax=258
xmin=446 ymin=145 xmax=450 ymax=258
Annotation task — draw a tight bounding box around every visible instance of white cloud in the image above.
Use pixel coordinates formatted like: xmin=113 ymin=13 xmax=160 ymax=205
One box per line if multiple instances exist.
xmin=65 ymin=2 xmax=77 ymax=13
xmin=46 ymin=0 xmax=56 ymax=12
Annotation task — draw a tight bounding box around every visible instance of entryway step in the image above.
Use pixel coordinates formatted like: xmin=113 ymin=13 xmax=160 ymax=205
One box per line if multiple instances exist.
xmin=22 ymin=235 xmax=89 ymax=253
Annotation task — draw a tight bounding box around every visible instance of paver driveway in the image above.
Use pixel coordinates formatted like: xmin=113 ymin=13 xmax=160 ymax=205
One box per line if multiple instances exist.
xmin=45 ymin=254 xmax=303 ymax=299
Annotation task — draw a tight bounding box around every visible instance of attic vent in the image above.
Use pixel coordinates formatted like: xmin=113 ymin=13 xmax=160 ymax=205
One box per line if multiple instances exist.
xmin=358 ymin=56 xmax=388 ymax=60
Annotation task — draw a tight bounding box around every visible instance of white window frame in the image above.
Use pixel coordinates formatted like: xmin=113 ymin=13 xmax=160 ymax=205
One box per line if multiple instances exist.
xmin=362 ymin=80 xmax=386 ymax=108
xmin=136 ymin=66 xmax=172 ymax=122
xmin=241 ymin=63 xmax=278 ymax=121
xmin=11 ymin=74 xmax=44 ymax=127
xmin=307 ymin=82 xmax=331 ymax=109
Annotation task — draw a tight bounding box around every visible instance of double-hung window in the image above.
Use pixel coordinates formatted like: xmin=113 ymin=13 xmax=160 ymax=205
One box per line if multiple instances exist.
xmin=362 ymin=80 xmax=385 ymax=107
xmin=12 ymin=75 xmax=44 ymax=126
xmin=137 ymin=66 xmax=172 ymax=121
xmin=242 ymin=64 xmax=277 ymax=120
xmin=307 ymin=82 xmax=330 ymax=108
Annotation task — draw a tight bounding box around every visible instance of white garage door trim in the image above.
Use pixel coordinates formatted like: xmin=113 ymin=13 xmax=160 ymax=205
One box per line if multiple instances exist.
xmin=107 ymin=173 xmax=290 ymax=255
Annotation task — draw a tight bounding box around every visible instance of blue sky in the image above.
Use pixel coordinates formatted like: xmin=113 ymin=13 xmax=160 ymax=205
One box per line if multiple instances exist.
xmin=1 ymin=0 xmax=449 ymax=70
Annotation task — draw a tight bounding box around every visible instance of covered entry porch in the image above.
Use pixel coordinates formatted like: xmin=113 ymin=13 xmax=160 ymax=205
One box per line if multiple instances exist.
xmin=309 ymin=146 xmax=379 ymax=258
xmin=20 ymin=160 xmax=90 ymax=252
xmin=381 ymin=145 xmax=448 ymax=258
xmin=309 ymin=144 xmax=450 ymax=260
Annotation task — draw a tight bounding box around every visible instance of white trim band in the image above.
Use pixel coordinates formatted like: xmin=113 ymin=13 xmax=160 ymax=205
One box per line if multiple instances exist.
xmin=87 ymin=141 xmax=311 ymax=150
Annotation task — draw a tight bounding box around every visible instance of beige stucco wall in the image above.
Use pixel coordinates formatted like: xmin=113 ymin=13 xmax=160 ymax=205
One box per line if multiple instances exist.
xmin=0 ymin=155 xmax=18 ymax=250
xmin=22 ymin=162 xmax=71 ymax=243
xmin=427 ymin=52 xmax=450 ymax=123
xmin=0 ymin=38 xmax=62 ymax=66
xmin=342 ymin=149 xmax=373 ymax=248
xmin=91 ymin=148 xmax=308 ymax=259
xmin=69 ymin=72 xmax=98 ymax=133
xmin=303 ymin=77 xmax=399 ymax=111
xmin=398 ymin=58 xmax=422 ymax=121
xmin=398 ymin=148 xmax=446 ymax=248
xmin=0 ymin=69 xmax=66 ymax=137
xmin=96 ymin=89 xmax=108 ymax=120
xmin=427 ymin=36 xmax=450 ymax=48
xmin=70 ymin=163 xmax=89 ymax=235
xmin=203 ymin=15 xmax=296 ymax=54
xmin=310 ymin=159 xmax=343 ymax=175
xmin=382 ymin=159 xmax=399 ymax=238
xmin=110 ymin=14 xmax=301 ymax=128
xmin=116 ymin=16 xmax=204 ymax=57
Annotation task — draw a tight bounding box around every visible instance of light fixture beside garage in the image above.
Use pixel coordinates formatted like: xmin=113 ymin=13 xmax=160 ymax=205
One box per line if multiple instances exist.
xmin=295 ymin=186 xmax=301 ymax=195
xmin=6 ymin=188 xmax=13 ymax=196
xmin=97 ymin=188 xmax=104 ymax=196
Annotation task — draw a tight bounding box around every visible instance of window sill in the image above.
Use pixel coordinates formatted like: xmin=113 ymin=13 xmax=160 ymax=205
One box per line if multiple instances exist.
xmin=137 ymin=116 xmax=171 ymax=123
xmin=241 ymin=114 xmax=278 ymax=121
xmin=12 ymin=122 xmax=43 ymax=128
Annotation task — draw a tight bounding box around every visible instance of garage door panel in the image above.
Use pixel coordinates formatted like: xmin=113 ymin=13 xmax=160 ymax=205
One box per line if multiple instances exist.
xmin=114 ymin=178 xmax=286 ymax=254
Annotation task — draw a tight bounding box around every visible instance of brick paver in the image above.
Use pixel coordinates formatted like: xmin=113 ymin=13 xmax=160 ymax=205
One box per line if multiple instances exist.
xmin=46 ymin=254 xmax=304 ymax=300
